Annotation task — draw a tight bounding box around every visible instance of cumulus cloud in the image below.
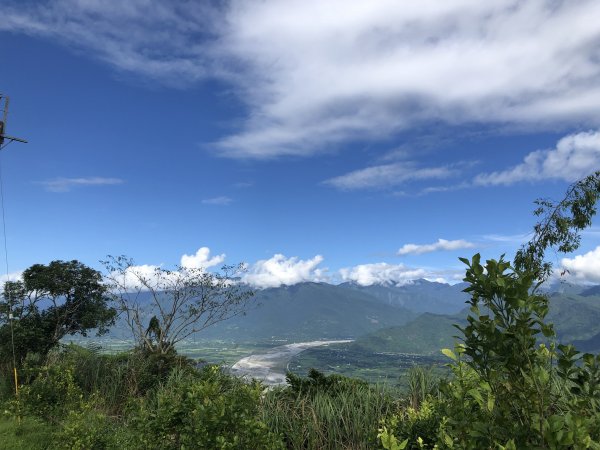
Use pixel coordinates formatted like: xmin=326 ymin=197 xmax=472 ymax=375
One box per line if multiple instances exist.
xmin=561 ymin=246 xmax=600 ymax=284
xmin=40 ymin=177 xmax=124 ymax=192
xmin=339 ymin=263 xmax=427 ymax=286
xmin=202 ymin=196 xmax=233 ymax=205
xmin=0 ymin=270 xmax=23 ymax=284
xmin=324 ymin=163 xmax=455 ymax=190
xmin=476 ymin=130 xmax=600 ymax=185
xmin=398 ymin=239 xmax=475 ymax=256
xmin=242 ymin=254 xmax=327 ymax=288
xmin=105 ymin=246 xmax=226 ymax=291
xmin=180 ymin=247 xmax=225 ymax=269
xmin=4 ymin=1 xmax=600 ymax=158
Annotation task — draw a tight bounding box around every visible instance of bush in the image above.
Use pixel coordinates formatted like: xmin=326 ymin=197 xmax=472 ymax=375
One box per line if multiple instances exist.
xmin=127 ymin=366 xmax=284 ymax=449
xmin=19 ymin=363 xmax=82 ymax=423
xmin=379 ymin=397 xmax=444 ymax=450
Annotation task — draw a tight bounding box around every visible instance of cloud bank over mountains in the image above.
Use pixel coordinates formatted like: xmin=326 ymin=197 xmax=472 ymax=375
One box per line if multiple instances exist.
xmin=5 ymin=0 xmax=600 ymax=160
xmin=561 ymin=246 xmax=600 ymax=284
xmin=241 ymin=254 xmax=327 ymax=288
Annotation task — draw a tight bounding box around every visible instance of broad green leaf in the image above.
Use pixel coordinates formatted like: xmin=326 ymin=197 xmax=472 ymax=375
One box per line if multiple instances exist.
xmin=441 ymin=348 xmax=457 ymax=361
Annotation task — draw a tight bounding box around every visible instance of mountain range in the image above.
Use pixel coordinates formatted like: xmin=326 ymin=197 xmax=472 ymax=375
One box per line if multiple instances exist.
xmin=100 ymin=279 xmax=600 ymax=356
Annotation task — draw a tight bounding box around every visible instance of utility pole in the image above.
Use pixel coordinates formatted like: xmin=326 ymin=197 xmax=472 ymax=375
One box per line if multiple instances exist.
xmin=0 ymin=94 xmax=26 ymax=418
xmin=0 ymin=94 xmax=28 ymax=149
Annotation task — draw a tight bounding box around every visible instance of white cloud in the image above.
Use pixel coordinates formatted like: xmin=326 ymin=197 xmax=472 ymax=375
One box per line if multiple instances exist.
xmin=40 ymin=177 xmax=124 ymax=192
xmin=324 ymin=162 xmax=455 ymax=190
xmin=561 ymin=246 xmax=600 ymax=284
xmin=398 ymin=239 xmax=475 ymax=256
xmin=0 ymin=270 xmax=23 ymax=284
xmin=339 ymin=263 xmax=427 ymax=286
xmin=202 ymin=196 xmax=233 ymax=205
xmin=106 ymin=263 xmax=168 ymax=291
xmin=215 ymin=0 xmax=600 ymax=158
xmin=106 ymin=246 xmax=226 ymax=290
xmin=476 ymin=130 xmax=600 ymax=185
xmin=242 ymin=254 xmax=327 ymax=288
xmin=339 ymin=262 xmax=464 ymax=286
xmin=180 ymin=247 xmax=225 ymax=269
xmin=5 ymin=2 xmax=600 ymax=158
xmin=1 ymin=0 xmax=220 ymax=85
xmin=482 ymin=233 xmax=532 ymax=244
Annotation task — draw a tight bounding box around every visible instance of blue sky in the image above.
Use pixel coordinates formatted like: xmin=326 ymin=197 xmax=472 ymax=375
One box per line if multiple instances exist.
xmin=1 ymin=0 xmax=600 ymax=287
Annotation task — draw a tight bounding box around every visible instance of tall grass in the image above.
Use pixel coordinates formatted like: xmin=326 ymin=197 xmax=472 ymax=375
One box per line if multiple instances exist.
xmin=404 ymin=365 xmax=439 ymax=410
xmin=0 ymin=416 xmax=53 ymax=450
xmin=261 ymin=381 xmax=398 ymax=449
xmin=19 ymin=343 xmax=193 ymax=415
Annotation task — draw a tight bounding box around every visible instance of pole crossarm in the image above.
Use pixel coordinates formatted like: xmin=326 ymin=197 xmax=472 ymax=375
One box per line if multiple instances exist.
xmin=0 ymin=94 xmax=27 ymax=148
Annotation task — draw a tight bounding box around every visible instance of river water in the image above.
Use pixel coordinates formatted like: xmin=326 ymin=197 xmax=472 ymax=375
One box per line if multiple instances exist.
xmin=229 ymin=340 xmax=353 ymax=385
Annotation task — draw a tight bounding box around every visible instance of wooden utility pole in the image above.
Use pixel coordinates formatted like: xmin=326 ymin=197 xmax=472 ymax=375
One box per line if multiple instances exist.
xmin=0 ymin=93 xmax=26 ymax=419
xmin=0 ymin=94 xmax=28 ymax=149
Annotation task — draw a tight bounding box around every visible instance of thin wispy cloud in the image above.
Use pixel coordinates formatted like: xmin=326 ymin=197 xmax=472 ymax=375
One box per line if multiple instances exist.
xmin=40 ymin=177 xmax=124 ymax=193
xmin=398 ymin=239 xmax=475 ymax=256
xmin=4 ymin=1 xmax=600 ymax=159
xmin=233 ymin=181 xmax=253 ymax=189
xmin=482 ymin=233 xmax=532 ymax=244
xmin=201 ymin=196 xmax=233 ymax=205
xmin=324 ymin=162 xmax=456 ymax=191
xmin=1 ymin=0 xmax=220 ymax=86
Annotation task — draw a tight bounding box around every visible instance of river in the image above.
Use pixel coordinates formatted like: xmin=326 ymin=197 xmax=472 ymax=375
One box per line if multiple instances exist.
xmin=229 ymin=340 xmax=353 ymax=385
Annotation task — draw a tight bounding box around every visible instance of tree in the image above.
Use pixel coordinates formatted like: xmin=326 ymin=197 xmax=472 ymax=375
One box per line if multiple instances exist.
xmin=0 ymin=260 xmax=116 ymax=363
xmin=439 ymin=172 xmax=600 ymax=448
xmin=381 ymin=171 xmax=600 ymax=449
xmin=102 ymin=256 xmax=255 ymax=355
xmin=514 ymin=170 xmax=600 ymax=282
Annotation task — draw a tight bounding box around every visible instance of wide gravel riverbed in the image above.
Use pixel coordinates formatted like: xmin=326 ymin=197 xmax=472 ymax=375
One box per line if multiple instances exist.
xmin=230 ymin=340 xmax=353 ymax=385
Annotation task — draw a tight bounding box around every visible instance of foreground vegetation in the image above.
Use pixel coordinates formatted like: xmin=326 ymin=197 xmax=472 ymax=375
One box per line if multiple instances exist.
xmin=0 ymin=345 xmax=403 ymax=449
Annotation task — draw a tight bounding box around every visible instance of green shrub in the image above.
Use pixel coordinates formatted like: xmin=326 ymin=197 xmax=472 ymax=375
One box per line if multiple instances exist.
xmin=436 ymin=256 xmax=600 ymax=449
xmin=286 ymin=367 xmax=368 ymax=397
xmin=127 ymin=366 xmax=284 ymax=449
xmin=53 ymin=395 xmax=133 ymax=450
xmin=19 ymin=363 xmax=82 ymax=423
xmin=379 ymin=397 xmax=444 ymax=450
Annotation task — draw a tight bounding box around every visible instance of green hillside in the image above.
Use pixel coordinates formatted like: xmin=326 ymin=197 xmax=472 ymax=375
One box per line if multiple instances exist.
xmin=200 ymin=282 xmax=416 ymax=341
xmin=103 ymin=282 xmax=417 ymax=343
xmin=347 ymin=293 xmax=600 ymax=356
xmin=350 ymin=311 xmax=467 ymax=355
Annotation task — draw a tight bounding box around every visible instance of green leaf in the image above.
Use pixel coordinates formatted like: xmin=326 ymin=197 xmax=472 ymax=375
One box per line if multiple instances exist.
xmin=441 ymin=348 xmax=457 ymax=361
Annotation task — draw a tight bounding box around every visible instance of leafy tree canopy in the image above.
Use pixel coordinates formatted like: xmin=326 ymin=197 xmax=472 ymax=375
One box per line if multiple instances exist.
xmin=0 ymin=260 xmax=116 ymax=362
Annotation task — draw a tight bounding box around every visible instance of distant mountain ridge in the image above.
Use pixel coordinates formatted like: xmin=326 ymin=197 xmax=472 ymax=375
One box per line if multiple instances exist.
xmin=339 ymin=279 xmax=469 ymax=314
xmin=98 ymin=280 xmax=600 ymax=350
